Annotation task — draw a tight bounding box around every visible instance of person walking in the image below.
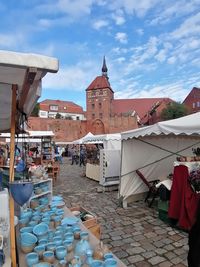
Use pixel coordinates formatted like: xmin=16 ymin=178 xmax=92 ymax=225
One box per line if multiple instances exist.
xmin=79 ymin=145 xmax=86 ymax=166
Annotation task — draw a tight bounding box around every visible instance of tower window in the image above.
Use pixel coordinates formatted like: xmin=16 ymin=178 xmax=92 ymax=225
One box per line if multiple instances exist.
xmin=92 ymin=103 xmax=95 ymax=109
xmin=99 ymin=113 xmax=103 ymax=119
xmin=99 ymin=102 xmax=102 ymax=108
xmin=92 ymin=113 xmax=95 ymax=119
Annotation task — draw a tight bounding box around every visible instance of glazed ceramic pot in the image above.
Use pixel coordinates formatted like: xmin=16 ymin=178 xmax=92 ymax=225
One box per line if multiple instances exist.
xmin=104 ymin=258 xmax=117 ymax=267
xmin=86 ymin=249 xmax=93 ymax=266
xmin=91 ymin=260 xmax=104 ymax=267
xmin=56 ymin=246 xmax=67 ymax=260
xmin=53 ymin=237 xmax=62 ymax=246
xmin=26 ymin=252 xmax=39 ymax=267
xmin=43 ymin=251 xmax=55 ymax=264
xmin=46 ymin=242 xmax=56 ymax=252
xmin=20 ymin=226 xmax=33 ymax=234
xmin=104 ymin=253 xmax=114 ymax=260
xmin=59 ymin=259 xmax=67 ymax=267
xmin=75 ymin=239 xmax=91 ymax=256
xmin=34 ymin=245 xmax=45 ymax=259
xmin=63 ymin=240 xmax=73 ymax=253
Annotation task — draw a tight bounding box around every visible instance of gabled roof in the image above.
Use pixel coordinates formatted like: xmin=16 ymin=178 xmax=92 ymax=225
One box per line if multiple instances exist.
xmin=86 ymin=75 xmax=114 ymax=92
xmin=112 ymin=98 xmax=173 ymax=119
xmin=40 ymin=99 xmax=84 ymax=114
xmin=183 ymin=87 xmax=200 ymax=103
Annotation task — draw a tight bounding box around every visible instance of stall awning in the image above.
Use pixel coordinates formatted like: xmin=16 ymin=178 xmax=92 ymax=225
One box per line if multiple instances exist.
xmin=121 ymin=112 xmax=200 ymax=140
xmin=0 ymin=50 xmax=59 ymax=132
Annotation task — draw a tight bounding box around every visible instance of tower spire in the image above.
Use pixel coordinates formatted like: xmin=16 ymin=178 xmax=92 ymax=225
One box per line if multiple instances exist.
xmin=102 ymin=56 xmax=108 ymax=77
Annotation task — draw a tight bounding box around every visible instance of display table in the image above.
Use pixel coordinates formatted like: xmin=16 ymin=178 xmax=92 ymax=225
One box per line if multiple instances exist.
xmin=86 ymin=163 xmax=100 ymax=182
xmin=17 ymin=206 xmax=126 ymax=267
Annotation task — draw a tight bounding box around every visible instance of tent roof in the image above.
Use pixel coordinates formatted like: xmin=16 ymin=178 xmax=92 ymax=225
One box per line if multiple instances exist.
xmin=84 ymin=133 xmax=121 ymax=143
xmin=121 ymin=112 xmax=200 ymax=140
xmin=0 ymin=130 xmax=54 ymax=138
xmin=73 ymin=132 xmax=94 ymax=144
xmin=0 ymin=50 xmax=59 ymax=132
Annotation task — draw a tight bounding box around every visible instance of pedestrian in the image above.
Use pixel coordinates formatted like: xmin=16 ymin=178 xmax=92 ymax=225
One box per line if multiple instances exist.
xmin=71 ymin=146 xmax=76 ymax=165
xmin=79 ymin=145 xmax=86 ymax=166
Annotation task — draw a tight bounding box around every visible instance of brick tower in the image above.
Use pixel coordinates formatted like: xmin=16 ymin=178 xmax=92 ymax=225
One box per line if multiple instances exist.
xmin=86 ymin=57 xmax=114 ymax=134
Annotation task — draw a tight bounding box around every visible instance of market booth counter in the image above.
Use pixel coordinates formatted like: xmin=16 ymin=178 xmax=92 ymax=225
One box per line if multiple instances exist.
xmin=16 ymin=197 xmax=126 ymax=267
xmin=0 ymin=50 xmax=58 ymax=267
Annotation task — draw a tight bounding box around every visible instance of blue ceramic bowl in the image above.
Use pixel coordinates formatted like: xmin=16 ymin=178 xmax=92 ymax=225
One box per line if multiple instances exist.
xmin=34 ymin=245 xmax=45 ymax=258
xmin=104 ymin=258 xmax=117 ymax=267
xmin=20 ymin=233 xmax=37 ymax=246
xmin=19 ymin=217 xmax=29 ymax=225
xmin=29 ymin=221 xmax=38 ymax=227
xmin=20 ymin=226 xmax=33 ymax=234
xmin=53 ymin=237 xmax=62 ymax=246
xmin=32 ymin=215 xmax=41 ymax=222
xmin=20 ymin=210 xmax=33 ymax=219
xmin=91 ymin=260 xmax=104 ymax=267
xmin=25 ymin=252 xmax=39 ymax=267
xmin=33 ymin=223 xmax=49 ymax=236
xmin=80 ymin=231 xmax=89 ymax=240
xmin=38 ymin=239 xmax=48 ymax=246
xmin=46 ymin=242 xmax=56 ymax=252
xmin=55 ymin=246 xmax=67 ymax=260
xmin=32 ymin=263 xmax=51 ymax=267
xmin=104 ymin=253 xmax=114 ymax=260
xmin=43 ymin=251 xmax=54 ymax=263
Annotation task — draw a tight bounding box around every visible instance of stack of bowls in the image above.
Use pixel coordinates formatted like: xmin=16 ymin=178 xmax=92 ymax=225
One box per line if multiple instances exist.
xmin=33 ymin=223 xmax=49 ymax=241
xmin=20 ymin=232 xmax=38 ymax=253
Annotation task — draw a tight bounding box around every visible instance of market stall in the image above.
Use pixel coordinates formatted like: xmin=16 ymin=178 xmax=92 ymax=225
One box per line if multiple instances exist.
xmin=83 ymin=133 xmax=121 ymax=186
xmin=0 ymin=49 xmax=58 ymax=266
xmin=119 ymin=112 xmax=200 ymax=208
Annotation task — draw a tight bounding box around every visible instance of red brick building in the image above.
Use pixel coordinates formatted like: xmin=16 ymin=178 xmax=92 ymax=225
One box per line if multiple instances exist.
xmin=28 ymin=58 xmax=174 ymax=141
xmin=183 ymin=87 xmax=200 ymax=113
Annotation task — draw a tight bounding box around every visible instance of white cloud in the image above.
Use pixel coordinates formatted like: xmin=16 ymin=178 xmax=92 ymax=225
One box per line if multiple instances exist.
xmin=170 ymin=12 xmax=200 ymax=39
xmin=111 ymin=9 xmax=125 ymax=25
xmin=108 ymin=0 xmax=160 ymax=17
xmin=136 ymin=28 xmax=144 ymax=35
xmin=0 ymin=33 xmax=25 ymax=49
xmin=115 ymin=32 xmax=128 ymax=44
xmin=92 ymin=19 xmax=109 ymax=30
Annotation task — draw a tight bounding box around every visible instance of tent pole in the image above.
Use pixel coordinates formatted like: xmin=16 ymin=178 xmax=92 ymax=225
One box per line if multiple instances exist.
xmin=9 ymin=84 xmax=17 ymax=267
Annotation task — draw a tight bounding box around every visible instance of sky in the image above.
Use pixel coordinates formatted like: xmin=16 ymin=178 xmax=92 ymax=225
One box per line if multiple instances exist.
xmin=0 ymin=0 xmax=200 ymax=110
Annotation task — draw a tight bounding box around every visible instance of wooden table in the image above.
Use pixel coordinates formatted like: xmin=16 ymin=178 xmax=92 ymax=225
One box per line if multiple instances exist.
xmin=17 ymin=206 xmax=127 ymax=267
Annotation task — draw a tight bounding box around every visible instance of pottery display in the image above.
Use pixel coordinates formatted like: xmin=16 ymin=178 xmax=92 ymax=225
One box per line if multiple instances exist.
xmin=26 ymin=252 xmax=39 ymax=267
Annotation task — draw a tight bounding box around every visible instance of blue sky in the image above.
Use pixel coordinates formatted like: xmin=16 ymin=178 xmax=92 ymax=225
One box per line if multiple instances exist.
xmin=0 ymin=0 xmax=200 ymax=110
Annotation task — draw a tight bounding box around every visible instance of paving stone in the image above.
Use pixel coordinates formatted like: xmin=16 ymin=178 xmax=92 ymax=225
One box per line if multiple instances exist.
xmin=142 ymin=251 xmax=156 ymax=259
xmin=164 ymin=251 xmax=177 ymax=260
xmin=127 ymin=247 xmax=146 ymax=255
xmin=171 ymin=256 xmax=183 ymax=265
xmin=135 ymin=261 xmax=152 ymax=267
xmin=148 ymin=256 xmax=165 ymax=265
xmin=111 ymin=235 xmax=122 ymax=241
xmin=158 ymin=261 xmax=173 ymax=267
xmin=114 ymin=250 xmax=129 ymax=258
xmin=128 ymin=255 xmax=145 ymax=264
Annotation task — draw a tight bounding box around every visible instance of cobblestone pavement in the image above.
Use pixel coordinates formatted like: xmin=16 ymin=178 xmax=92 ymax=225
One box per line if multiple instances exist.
xmin=53 ymin=158 xmax=189 ymax=267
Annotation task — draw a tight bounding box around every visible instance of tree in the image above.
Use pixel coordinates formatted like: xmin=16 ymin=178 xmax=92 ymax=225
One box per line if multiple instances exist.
xmin=160 ymin=102 xmax=189 ymax=121
xmin=31 ymin=103 xmax=39 ymax=117
xmin=55 ymin=113 xmax=62 ymax=119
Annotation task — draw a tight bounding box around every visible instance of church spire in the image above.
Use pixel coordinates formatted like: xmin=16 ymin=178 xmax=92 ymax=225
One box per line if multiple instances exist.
xmin=102 ymin=56 xmax=108 ymax=77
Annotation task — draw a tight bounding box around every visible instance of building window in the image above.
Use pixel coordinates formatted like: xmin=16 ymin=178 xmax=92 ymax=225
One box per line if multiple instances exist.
xmin=49 ymin=105 xmax=58 ymax=111
xmin=197 ymin=102 xmax=200 ymax=107
xmin=193 ymin=103 xmax=196 ymax=108
xmin=92 ymin=103 xmax=95 ymax=109
xmin=99 ymin=89 xmax=103 ymax=95
xmin=99 ymin=113 xmax=103 ymax=119
xmin=92 ymin=113 xmax=95 ymax=119
xmin=99 ymin=102 xmax=102 ymax=108
xmin=76 ymin=116 xmax=80 ymax=120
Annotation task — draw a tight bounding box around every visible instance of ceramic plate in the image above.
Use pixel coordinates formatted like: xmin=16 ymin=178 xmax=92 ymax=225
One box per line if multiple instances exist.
xmin=61 ymin=217 xmax=79 ymax=226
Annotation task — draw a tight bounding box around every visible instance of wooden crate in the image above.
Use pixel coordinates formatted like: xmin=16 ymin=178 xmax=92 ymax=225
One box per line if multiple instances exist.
xmin=70 ymin=206 xmax=98 ymax=228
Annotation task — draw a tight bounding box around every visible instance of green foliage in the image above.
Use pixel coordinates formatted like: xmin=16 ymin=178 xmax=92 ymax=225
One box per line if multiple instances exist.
xmin=160 ymin=102 xmax=189 ymax=121
xmin=31 ymin=103 xmax=39 ymax=117
xmin=55 ymin=113 xmax=62 ymax=119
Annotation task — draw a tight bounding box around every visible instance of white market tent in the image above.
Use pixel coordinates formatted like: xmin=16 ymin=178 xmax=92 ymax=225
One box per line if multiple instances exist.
xmin=72 ymin=132 xmax=94 ymax=144
xmin=0 ymin=131 xmax=55 ymax=143
xmin=0 ymin=50 xmax=58 ymax=266
xmin=83 ymin=133 xmax=121 ymax=150
xmin=119 ymin=112 xmax=200 ymax=207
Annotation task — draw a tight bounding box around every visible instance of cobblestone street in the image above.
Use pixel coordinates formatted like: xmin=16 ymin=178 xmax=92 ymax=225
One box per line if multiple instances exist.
xmin=53 ymin=158 xmax=189 ymax=267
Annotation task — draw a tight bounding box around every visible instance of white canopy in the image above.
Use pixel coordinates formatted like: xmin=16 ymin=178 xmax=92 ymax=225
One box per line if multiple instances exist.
xmin=119 ymin=112 xmax=200 ymax=204
xmin=0 ymin=50 xmax=59 ymax=132
xmin=83 ymin=133 xmax=121 ymax=150
xmin=73 ymin=132 xmax=94 ymax=144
